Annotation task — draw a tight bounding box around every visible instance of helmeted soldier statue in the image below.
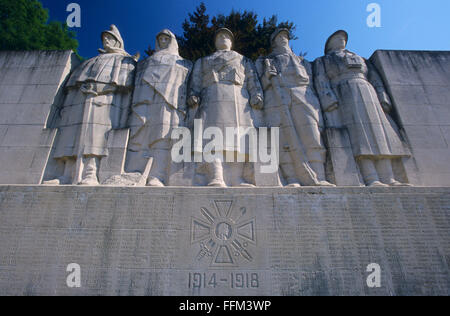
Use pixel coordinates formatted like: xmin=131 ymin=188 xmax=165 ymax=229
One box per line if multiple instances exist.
xmin=256 ymin=28 xmax=335 ymax=187
xmin=44 ymin=25 xmax=137 ymax=185
xmin=314 ymin=30 xmax=411 ymax=187
xmin=188 ymin=28 xmax=264 ymax=187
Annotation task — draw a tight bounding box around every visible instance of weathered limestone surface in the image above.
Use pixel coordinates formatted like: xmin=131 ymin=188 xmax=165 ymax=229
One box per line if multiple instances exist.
xmin=371 ymin=50 xmax=450 ymax=186
xmin=43 ymin=25 xmax=137 ymax=186
xmin=0 ymin=51 xmax=79 ymax=185
xmin=0 ymin=185 xmax=448 ymax=296
xmin=315 ymin=31 xmax=412 ymax=188
xmin=256 ymin=29 xmax=333 ymax=188
xmin=0 ymin=49 xmax=449 ymax=188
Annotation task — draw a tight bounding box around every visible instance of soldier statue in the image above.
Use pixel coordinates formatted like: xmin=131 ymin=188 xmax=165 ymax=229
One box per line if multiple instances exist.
xmin=44 ymin=25 xmax=137 ymax=185
xmin=126 ymin=29 xmax=192 ymax=186
xmin=314 ymin=30 xmax=411 ymax=187
xmin=188 ymin=28 xmax=264 ymax=187
xmin=256 ymin=29 xmax=334 ymax=187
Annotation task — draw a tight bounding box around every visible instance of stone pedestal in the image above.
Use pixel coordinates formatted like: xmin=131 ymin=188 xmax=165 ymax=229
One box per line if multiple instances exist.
xmin=0 ymin=185 xmax=448 ymax=296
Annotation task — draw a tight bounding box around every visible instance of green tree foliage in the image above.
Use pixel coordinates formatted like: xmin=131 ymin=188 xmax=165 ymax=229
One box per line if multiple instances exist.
xmin=175 ymin=2 xmax=297 ymax=61
xmin=0 ymin=0 xmax=78 ymax=52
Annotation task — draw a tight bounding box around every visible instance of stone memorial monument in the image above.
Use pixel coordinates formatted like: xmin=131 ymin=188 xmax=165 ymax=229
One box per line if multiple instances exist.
xmin=43 ymin=25 xmax=138 ymax=185
xmin=314 ymin=30 xmax=411 ymax=187
xmin=256 ymin=29 xmax=334 ymax=187
xmin=126 ymin=29 xmax=192 ymax=187
xmin=188 ymin=28 xmax=264 ymax=187
xmin=0 ymin=24 xmax=449 ymax=296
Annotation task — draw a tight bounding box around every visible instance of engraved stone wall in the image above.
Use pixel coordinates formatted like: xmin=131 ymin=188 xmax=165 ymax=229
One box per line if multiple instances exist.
xmin=0 ymin=186 xmax=448 ymax=295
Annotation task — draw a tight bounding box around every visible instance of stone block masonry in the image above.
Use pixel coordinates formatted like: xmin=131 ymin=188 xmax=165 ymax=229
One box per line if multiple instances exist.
xmin=0 ymin=186 xmax=448 ymax=296
xmin=0 ymin=51 xmax=80 ymax=185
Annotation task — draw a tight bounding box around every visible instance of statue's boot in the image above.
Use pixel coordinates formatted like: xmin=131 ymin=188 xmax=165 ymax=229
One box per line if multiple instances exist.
xmin=125 ymin=150 xmax=148 ymax=174
xmin=376 ymin=159 xmax=412 ymax=187
xmin=43 ymin=179 xmax=62 ymax=185
xmin=280 ymin=162 xmax=301 ymax=187
xmin=310 ymin=162 xmax=336 ymax=187
xmin=368 ymin=181 xmax=389 ymax=187
xmin=79 ymin=175 xmax=99 ymax=186
xmin=359 ymin=158 xmax=388 ymax=187
xmin=208 ymin=160 xmax=226 ymax=187
xmin=146 ymin=149 xmax=169 ymax=187
xmin=285 ymin=177 xmax=301 ymax=188
xmin=147 ymin=177 xmax=165 ymax=187
xmin=43 ymin=159 xmax=74 ymax=185
xmin=389 ymin=181 xmax=412 ymax=187
xmin=79 ymin=157 xmax=100 ymax=186
xmin=44 ymin=177 xmax=72 ymax=185
xmin=231 ymin=162 xmax=254 ymax=187
xmin=237 ymin=182 xmax=255 ymax=188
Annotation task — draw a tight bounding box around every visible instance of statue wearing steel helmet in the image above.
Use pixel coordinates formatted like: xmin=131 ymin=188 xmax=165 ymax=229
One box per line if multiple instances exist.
xmin=256 ymin=29 xmax=335 ymax=187
xmin=44 ymin=25 xmax=138 ymax=186
xmin=188 ymin=28 xmax=264 ymax=187
xmin=314 ymin=30 xmax=411 ymax=187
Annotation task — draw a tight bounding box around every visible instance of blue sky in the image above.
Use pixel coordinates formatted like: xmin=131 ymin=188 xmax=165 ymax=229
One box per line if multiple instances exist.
xmin=40 ymin=0 xmax=450 ymax=60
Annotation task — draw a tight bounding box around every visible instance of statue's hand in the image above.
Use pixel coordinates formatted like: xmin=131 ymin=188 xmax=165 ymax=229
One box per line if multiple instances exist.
xmin=265 ymin=68 xmax=278 ymax=80
xmin=264 ymin=59 xmax=278 ymax=79
xmin=250 ymin=95 xmax=264 ymax=110
xmin=188 ymin=96 xmax=200 ymax=108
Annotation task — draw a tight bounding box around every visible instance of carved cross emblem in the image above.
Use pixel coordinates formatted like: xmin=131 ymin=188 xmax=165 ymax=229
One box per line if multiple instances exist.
xmin=191 ymin=200 xmax=256 ymax=267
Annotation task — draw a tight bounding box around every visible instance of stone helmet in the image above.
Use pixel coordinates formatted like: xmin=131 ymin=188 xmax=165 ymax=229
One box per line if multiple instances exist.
xmin=101 ymin=24 xmax=125 ymax=49
xmin=325 ymin=30 xmax=348 ymax=54
xmin=156 ymin=29 xmax=175 ymax=41
xmin=214 ymin=28 xmax=235 ymax=47
xmin=155 ymin=29 xmax=180 ymax=56
xmin=270 ymin=28 xmax=291 ymax=46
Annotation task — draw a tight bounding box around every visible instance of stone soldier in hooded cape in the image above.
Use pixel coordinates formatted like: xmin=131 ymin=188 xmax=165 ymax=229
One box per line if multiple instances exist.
xmin=126 ymin=29 xmax=192 ymax=186
xmin=44 ymin=25 xmax=137 ymax=185
xmin=314 ymin=30 xmax=411 ymax=187
xmin=188 ymin=28 xmax=264 ymax=187
xmin=256 ymin=29 xmax=334 ymax=187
